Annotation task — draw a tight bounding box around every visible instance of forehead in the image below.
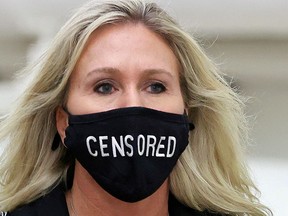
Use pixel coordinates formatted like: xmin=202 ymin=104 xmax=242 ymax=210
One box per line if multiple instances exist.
xmin=83 ymin=22 xmax=173 ymax=54
xmin=71 ymin=22 xmax=180 ymax=81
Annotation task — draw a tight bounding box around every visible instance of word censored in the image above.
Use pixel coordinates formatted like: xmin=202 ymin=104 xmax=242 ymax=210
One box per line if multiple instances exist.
xmin=86 ymin=135 xmax=177 ymax=158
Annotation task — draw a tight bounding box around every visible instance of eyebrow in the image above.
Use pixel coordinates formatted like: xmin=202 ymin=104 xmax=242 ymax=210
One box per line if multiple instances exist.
xmin=86 ymin=67 xmax=174 ymax=78
xmin=86 ymin=67 xmax=121 ymax=78
xmin=142 ymin=68 xmax=174 ymax=78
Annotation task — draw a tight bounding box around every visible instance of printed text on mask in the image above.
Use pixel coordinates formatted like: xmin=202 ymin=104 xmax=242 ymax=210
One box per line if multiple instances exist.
xmin=86 ymin=135 xmax=177 ymax=158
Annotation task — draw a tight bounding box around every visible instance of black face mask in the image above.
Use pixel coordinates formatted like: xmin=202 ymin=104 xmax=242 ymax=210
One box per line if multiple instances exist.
xmin=64 ymin=107 xmax=194 ymax=202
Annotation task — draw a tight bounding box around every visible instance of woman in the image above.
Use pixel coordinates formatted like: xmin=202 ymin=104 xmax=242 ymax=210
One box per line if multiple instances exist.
xmin=0 ymin=0 xmax=272 ymax=215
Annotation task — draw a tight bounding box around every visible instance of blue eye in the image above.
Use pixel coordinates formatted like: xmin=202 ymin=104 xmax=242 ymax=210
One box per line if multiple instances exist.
xmin=148 ymin=82 xmax=166 ymax=94
xmin=94 ymin=83 xmax=115 ymax=95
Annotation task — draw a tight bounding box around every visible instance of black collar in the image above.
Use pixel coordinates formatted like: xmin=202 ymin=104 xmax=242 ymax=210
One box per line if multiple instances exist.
xmin=9 ymin=184 xmax=219 ymax=216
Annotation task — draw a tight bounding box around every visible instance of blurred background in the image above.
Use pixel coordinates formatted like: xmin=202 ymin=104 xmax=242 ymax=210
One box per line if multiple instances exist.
xmin=0 ymin=0 xmax=287 ymax=214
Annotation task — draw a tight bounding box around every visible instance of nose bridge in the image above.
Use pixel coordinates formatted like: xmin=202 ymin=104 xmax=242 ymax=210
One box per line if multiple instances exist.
xmin=120 ymin=87 xmax=144 ymax=108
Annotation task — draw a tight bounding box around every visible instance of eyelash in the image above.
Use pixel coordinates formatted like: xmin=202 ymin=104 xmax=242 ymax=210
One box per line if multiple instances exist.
xmin=93 ymin=80 xmax=167 ymax=95
xmin=94 ymin=80 xmax=116 ymax=95
xmin=146 ymin=82 xmax=167 ymax=94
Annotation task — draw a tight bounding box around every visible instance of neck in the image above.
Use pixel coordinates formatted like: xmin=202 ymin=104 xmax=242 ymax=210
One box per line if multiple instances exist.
xmin=66 ymin=162 xmax=169 ymax=216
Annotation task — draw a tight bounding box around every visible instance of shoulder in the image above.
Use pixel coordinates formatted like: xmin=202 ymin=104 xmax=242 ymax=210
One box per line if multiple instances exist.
xmin=4 ymin=185 xmax=69 ymax=216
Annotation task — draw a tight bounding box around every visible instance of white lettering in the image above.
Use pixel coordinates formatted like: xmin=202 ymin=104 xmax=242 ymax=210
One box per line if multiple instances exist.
xmin=86 ymin=136 xmax=98 ymax=157
xmin=112 ymin=136 xmax=125 ymax=157
xmin=86 ymin=134 xmax=177 ymax=158
xmin=124 ymin=135 xmax=134 ymax=157
xmin=137 ymin=135 xmax=145 ymax=156
xmin=166 ymin=136 xmax=176 ymax=157
xmin=146 ymin=135 xmax=157 ymax=157
xmin=155 ymin=136 xmax=166 ymax=157
xmin=99 ymin=136 xmax=109 ymax=157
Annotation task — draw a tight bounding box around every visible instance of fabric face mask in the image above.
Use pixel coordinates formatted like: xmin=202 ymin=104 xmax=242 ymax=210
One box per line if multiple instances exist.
xmin=64 ymin=106 xmax=193 ymax=202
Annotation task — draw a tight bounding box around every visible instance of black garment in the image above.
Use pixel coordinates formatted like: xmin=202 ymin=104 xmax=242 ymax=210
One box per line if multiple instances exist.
xmin=3 ymin=185 xmax=220 ymax=216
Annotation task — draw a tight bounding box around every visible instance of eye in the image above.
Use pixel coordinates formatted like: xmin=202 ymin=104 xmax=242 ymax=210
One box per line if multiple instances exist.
xmin=147 ymin=82 xmax=167 ymax=94
xmin=94 ymin=82 xmax=116 ymax=95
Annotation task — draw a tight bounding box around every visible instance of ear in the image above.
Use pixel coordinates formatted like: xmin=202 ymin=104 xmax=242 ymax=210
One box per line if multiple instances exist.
xmin=56 ymin=106 xmax=68 ymax=144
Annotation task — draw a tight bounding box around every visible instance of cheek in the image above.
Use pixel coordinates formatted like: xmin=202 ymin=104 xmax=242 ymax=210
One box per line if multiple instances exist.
xmin=65 ymin=85 xmax=92 ymax=114
xmin=167 ymin=96 xmax=185 ymax=114
xmin=66 ymin=87 xmax=117 ymax=114
xmin=170 ymin=89 xmax=185 ymax=114
xmin=168 ymin=80 xmax=185 ymax=112
xmin=150 ymin=92 xmax=185 ymax=115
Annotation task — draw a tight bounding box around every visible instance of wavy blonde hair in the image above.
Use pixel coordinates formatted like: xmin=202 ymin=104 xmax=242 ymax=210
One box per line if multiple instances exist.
xmin=0 ymin=0 xmax=271 ymax=215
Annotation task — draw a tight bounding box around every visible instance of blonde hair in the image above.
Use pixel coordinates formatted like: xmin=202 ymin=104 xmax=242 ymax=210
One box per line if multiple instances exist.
xmin=0 ymin=0 xmax=271 ymax=215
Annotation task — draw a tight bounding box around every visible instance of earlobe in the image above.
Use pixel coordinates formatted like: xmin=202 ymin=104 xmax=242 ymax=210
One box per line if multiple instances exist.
xmin=56 ymin=107 xmax=68 ymax=144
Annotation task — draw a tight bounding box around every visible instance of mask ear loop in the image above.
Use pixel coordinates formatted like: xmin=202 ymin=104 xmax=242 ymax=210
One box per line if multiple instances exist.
xmin=189 ymin=123 xmax=195 ymax=130
xmin=52 ymin=133 xmax=61 ymax=151
xmin=184 ymin=109 xmax=195 ymax=131
xmin=62 ymin=106 xmax=72 ymax=115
